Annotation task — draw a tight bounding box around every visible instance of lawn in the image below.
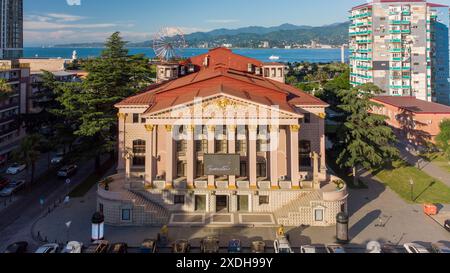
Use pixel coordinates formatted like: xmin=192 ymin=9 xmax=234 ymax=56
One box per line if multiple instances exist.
xmin=375 ymin=161 xmax=450 ymax=204
xmin=420 ymin=152 xmax=450 ymax=174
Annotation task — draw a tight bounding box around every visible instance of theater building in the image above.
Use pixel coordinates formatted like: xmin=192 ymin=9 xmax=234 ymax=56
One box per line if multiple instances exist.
xmin=98 ymin=48 xmax=348 ymax=227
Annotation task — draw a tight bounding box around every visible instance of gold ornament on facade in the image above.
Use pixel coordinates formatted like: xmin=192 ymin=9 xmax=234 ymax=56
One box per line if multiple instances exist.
xmin=117 ymin=113 xmax=127 ymax=120
xmin=145 ymin=125 xmax=155 ymax=132
xmin=318 ymin=113 xmax=326 ymax=119
xmin=248 ymin=125 xmax=258 ymax=132
xmin=164 ymin=125 xmax=173 ymax=132
xmin=290 ymin=125 xmax=301 ymax=132
xmin=216 ymin=97 xmax=236 ymax=110
xmin=207 ymin=125 xmax=216 ymax=132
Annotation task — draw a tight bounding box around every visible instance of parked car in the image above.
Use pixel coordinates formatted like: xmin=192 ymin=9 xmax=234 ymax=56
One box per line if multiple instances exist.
xmin=108 ymin=243 xmax=128 ymax=254
xmin=326 ymin=244 xmax=346 ymax=253
xmin=35 ymin=243 xmax=60 ymax=254
xmin=201 ymin=236 xmax=220 ymax=253
xmin=62 ymin=241 xmax=83 ymax=253
xmin=274 ymin=236 xmax=294 ymax=253
xmin=51 ymin=152 xmax=65 ymax=165
xmin=403 ymin=243 xmax=430 ymax=254
xmin=84 ymin=240 xmax=109 ymax=254
xmin=140 ymin=239 xmax=157 ymax=253
xmin=300 ymin=244 xmax=327 ymax=253
xmin=251 ymin=241 xmax=266 ymax=253
xmin=57 ymin=165 xmax=78 ymax=178
xmin=0 ymin=177 xmax=9 ymax=190
xmin=173 ymin=240 xmax=190 ymax=253
xmin=4 ymin=241 xmax=28 ymax=253
xmin=430 ymin=242 xmax=450 ymax=253
xmin=381 ymin=244 xmax=404 ymax=253
xmin=0 ymin=180 xmax=26 ymax=197
xmin=228 ymin=239 xmax=242 ymax=253
xmin=445 ymin=219 xmax=450 ymax=232
xmin=6 ymin=163 xmax=26 ymax=175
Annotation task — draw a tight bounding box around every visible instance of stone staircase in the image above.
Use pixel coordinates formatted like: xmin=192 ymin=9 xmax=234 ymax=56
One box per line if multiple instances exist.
xmin=125 ymin=190 xmax=170 ymax=226
xmin=274 ymin=191 xmax=323 ymax=226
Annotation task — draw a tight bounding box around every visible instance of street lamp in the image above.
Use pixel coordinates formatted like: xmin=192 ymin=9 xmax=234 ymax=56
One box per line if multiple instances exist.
xmin=409 ymin=178 xmax=414 ymax=202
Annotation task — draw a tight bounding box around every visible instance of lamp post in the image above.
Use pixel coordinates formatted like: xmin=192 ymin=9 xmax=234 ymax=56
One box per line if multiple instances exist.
xmin=409 ymin=178 xmax=414 ymax=202
xmin=91 ymin=212 xmax=104 ymax=242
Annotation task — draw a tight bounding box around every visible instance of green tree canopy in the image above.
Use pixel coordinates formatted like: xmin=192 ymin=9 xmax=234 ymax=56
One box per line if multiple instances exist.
xmin=436 ymin=119 xmax=450 ymax=160
xmin=0 ymin=78 xmax=13 ymax=100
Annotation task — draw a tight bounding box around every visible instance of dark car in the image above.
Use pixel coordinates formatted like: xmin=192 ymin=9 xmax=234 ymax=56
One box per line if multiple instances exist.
xmin=381 ymin=244 xmax=405 ymax=253
xmin=140 ymin=239 xmax=157 ymax=253
xmin=445 ymin=220 xmax=450 ymax=232
xmin=228 ymin=239 xmax=242 ymax=253
xmin=84 ymin=240 xmax=109 ymax=253
xmin=251 ymin=241 xmax=266 ymax=253
xmin=173 ymin=240 xmax=190 ymax=253
xmin=201 ymin=237 xmax=220 ymax=254
xmin=108 ymin=243 xmax=128 ymax=254
xmin=4 ymin=241 xmax=28 ymax=253
xmin=0 ymin=177 xmax=9 ymax=190
xmin=57 ymin=165 xmax=78 ymax=178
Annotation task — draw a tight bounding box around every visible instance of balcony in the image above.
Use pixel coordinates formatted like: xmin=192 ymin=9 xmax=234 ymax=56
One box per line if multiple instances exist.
xmin=390 ymin=20 xmax=410 ymax=25
xmin=390 ymin=67 xmax=410 ymax=71
xmin=350 ymin=12 xmax=372 ymax=19
xmin=355 ymin=39 xmax=372 ymax=44
xmin=349 ymin=30 xmax=373 ymax=36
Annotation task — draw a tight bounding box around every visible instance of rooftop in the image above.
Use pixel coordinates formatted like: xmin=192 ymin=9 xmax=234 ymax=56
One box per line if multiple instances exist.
xmin=373 ymin=96 xmax=450 ymax=114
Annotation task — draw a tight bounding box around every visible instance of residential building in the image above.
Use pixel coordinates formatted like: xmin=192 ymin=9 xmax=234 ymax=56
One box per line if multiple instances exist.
xmin=0 ymin=59 xmax=29 ymax=163
xmin=98 ymin=48 xmax=348 ymax=227
xmin=371 ymin=96 xmax=450 ymax=148
xmin=0 ymin=0 xmax=23 ymax=59
xmin=349 ymin=0 xmax=450 ymax=105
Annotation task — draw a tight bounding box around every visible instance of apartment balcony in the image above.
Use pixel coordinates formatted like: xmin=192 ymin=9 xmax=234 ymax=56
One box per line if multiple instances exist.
xmin=355 ymin=39 xmax=372 ymax=44
xmin=389 ymin=85 xmax=411 ymax=89
xmin=349 ymin=30 xmax=373 ymax=36
xmin=389 ymin=39 xmax=402 ymax=43
xmin=351 ymin=73 xmax=372 ymax=79
xmin=349 ymin=12 xmax=372 ymax=19
xmin=390 ymin=67 xmax=411 ymax=71
xmin=390 ymin=20 xmax=410 ymax=25
xmin=389 ymin=29 xmax=411 ymax=34
xmin=350 ymin=56 xmax=372 ymax=61
xmin=355 ymin=65 xmax=372 ymax=70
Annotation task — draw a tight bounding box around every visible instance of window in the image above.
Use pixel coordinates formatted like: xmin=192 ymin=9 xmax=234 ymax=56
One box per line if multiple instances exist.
xmin=259 ymin=196 xmax=270 ymax=205
xmin=174 ymin=195 xmax=185 ymax=205
xmin=141 ymin=118 xmax=146 ymax=123
xmin=314 ymin=209 xmax=324 ymax=222
xmin=300 ymin=140 xmax=312 ymax=168
xmin=215 ymin=140 xmax=228 ymax=153
xmin=304 ymin=113 xmax=311 ymax=124
xmin=257 ymin=161 xmax=267 ymax=178
xmin=177 ymin=161 xmax=186 ymax=177
xmin=177 ymin=140 xmax=187 ymax=153
xmin=240 ymin=162 xmax=247 ymax=178
xmin=196 ymin=139 xmax=208 ymax=153
xmin=133 ymin=156 xmax=145 ymax=167
xmin=99 ymin=203 xmax=104 ymax=214
xmin=133 ymin=114 xmax=139 ymax=123
xmin=237 ymin=139 xmax=247 ymax=153
xmin=196 ymin=161 xmax=205 ymax=177
xmin=133 ymin=140 xmax=146 ymax=154
xmin=122 ymin=209 xmax=131 ymax=221
xmin=257 ymin=139 xmax=268 ymax=152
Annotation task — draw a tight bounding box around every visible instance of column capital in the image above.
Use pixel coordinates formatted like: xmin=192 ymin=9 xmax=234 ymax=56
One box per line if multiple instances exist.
xmin=145 ymin=125 xmax=155 ymax=132
xmin=318 ymin=113 xmax=326 ymax=119
xmin=248 ymin=125 xmax=258 ymax=132
xmin=290 ymin=125 xmax=301 ymax=133
xmin=269 ymin=125 xmax=279 ymax=132
xmin=117 ymin=113 xmax=127 ymax=120
xmin=207 ymin=125 xmax=216 ymax=132
xmin=165 ymin=125 xmax=173 ymax=132
xmin=228 ymin=125 xmax=237 ymax=132
xmin=187 ymin=125 xmax=196 ymax=132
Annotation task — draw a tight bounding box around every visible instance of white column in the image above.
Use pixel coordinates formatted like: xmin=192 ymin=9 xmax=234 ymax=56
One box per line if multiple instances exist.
xmin=145 ymin=125 xmax=155 ymax=188
xmin=270 ymin=126 xmax=279 ymax=189
xmin=117 ymin=113 xmax=127 ymax=172
xmin=290 ymin=125 xmax=300 ymax=189
xmin=228 ymin=125 xmax=237 ymax=189
xmin=249 ymin=125 xmax=257 ymax=189
xmin=165 ymin=125 xmax=174 ymax=189
xmin=187 ymin=125 xmax=195 ymax=189
xmin=207 ymin=126 xmax=216 ymax=189
xmin=318 ymin=113 xmax=327 ymax=173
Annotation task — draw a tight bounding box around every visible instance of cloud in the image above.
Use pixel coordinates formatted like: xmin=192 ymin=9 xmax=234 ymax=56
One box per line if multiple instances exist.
xmin=205 ymin=19 xmax=239 ymax=24
xmin=66 ymin=0 xmax=81 ymax=5
xmin=24 ymin=13 xmax=116 ymax=30
xmin=45 ymin=13 xmax=86 ymax=22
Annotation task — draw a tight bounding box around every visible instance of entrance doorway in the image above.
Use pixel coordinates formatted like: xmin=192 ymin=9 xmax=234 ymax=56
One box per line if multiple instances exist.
xmin=195 ymin=195 xmax=207 ymax=212
xmin=237 ymin=195 xmax=249 ymax=212
xmin=216 ymin=195 xmax=229 ymax=213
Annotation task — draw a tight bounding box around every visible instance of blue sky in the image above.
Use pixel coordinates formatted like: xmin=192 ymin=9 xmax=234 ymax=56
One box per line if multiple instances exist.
xmin=24 ymin=0 xmax=450 ymax=46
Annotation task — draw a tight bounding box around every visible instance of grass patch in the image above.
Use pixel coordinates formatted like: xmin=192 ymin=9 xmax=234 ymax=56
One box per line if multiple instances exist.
xmin=69 ymin=157 xmax=115 ymax=198
xmin=375 ymin=160 xmax=450 ymax=204
xmin=420 ymin=152 xmax=450 ymax=174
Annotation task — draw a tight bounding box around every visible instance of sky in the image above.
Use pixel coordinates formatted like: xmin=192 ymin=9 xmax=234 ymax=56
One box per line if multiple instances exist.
xmin=24 ymin=0 xmax=450 ymax=46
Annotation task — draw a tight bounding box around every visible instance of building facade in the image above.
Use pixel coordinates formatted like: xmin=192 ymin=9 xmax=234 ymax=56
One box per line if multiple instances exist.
xmin=0 ymin=0 xmax=23 ymax=60
xmin=98 ymin=48 xmax=348 ymax=227
xmin=0 ymin=59 xmax=29 ymax=164
xmin=349 ymin=0 xmax=450 ymax=105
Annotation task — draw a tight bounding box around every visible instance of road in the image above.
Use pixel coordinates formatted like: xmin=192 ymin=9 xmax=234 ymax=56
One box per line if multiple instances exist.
xmin=0 ymin=155 xmax=107 ymax=250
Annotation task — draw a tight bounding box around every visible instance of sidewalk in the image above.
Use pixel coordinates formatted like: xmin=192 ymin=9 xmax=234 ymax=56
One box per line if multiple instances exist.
xmin=398 ymin=144 xmax=450 ymax=188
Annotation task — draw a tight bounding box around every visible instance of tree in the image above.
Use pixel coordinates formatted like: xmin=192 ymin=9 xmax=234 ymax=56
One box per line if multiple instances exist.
xmin=14 ymin=134 xmax=42 ymax=185
xmin=436 ymin=119 xmax=450 ymax=161
xmin=0 ymin=78 xmax=13 ymax=100
xmin=336 ymin=83 xmax=399 ymax=185
xmin=56 ymin=32 xmax=152 ymax=169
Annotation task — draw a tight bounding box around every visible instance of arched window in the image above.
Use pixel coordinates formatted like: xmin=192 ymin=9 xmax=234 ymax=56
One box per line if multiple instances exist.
xmin=133 ymin=140 xmax=146 ymax=154
xmin=299 ymin=140 xmax=312 ymax=168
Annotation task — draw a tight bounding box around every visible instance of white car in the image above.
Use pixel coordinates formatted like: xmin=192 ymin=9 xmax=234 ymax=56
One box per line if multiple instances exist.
xmin=300 ymin=244 xmax=326 ymax=253
xmin=403 ymin=243 xmax=430 ymax=254
xmin=6 ymin=163 xmax=26 ymax=175
xmin=35 ymin=243 xmax=60 ymax=254
xmin=62 ymin=241 xmax=83 ymax=253
xmin=51 ymin=153 xmax=64 ymax=165
xmin=274 ymin=236 xmax=294 ymax=253
xmin=0 ymin=180 xmax=26 ymax=196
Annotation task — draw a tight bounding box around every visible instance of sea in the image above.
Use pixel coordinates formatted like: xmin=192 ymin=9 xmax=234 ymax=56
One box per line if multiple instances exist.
xmin=23 ymin=47 xmax=349 ymax=64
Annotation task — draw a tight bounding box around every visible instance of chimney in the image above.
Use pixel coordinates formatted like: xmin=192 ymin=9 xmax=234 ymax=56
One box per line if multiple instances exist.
xmin=204 ymin=56 xmax=210 ymax=68
xmin=247 ymin=63 xmax=254 ymax=73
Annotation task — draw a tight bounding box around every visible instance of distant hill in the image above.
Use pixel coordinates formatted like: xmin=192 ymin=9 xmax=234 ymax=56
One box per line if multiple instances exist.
xmin=54 ymin=22 xmax=350 ymax=48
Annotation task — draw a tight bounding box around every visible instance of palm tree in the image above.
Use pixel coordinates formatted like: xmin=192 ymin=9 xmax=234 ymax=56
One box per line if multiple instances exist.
xmin=0 ymin=78 xmax=13 ymax=100
xmin=14 ymin=134 xmax=42 ymax=185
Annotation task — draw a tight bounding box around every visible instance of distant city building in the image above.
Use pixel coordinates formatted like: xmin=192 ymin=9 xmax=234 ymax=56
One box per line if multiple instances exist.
xmin=0 ymin=0 xmax=23 ymax=60
xmin=0 ymin=59 xmax=29 ymax=163
xmin=349 ymin=0 xmax=450 ymax=105
xmin=222 ymin=43 xmax=233 ymax=48
xmin=262 ymin=41 xmax=270 ymax=48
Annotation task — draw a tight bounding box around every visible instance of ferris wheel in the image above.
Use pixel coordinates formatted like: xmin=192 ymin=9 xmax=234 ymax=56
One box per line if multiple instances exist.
xmin=152 ymin=27 xmax=187 ymax=61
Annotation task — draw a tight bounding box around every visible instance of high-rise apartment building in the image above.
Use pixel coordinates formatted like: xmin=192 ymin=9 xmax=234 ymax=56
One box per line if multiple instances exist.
xmin=349 ymin=0 xmax=450 ymax=105
xmin=0 ymin=0 xmax=23 ymax=60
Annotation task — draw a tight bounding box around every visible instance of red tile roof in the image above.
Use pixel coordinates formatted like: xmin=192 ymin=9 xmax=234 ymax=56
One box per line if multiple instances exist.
xmin=116 ymin=48 xmax=328 ymax=112
xmin=372 ymin=96 xmax=450 ymax=114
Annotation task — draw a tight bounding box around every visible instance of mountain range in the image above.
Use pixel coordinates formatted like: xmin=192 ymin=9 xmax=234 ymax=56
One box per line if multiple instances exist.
xmin=55 ymin=22 xmax=350 ymax=48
